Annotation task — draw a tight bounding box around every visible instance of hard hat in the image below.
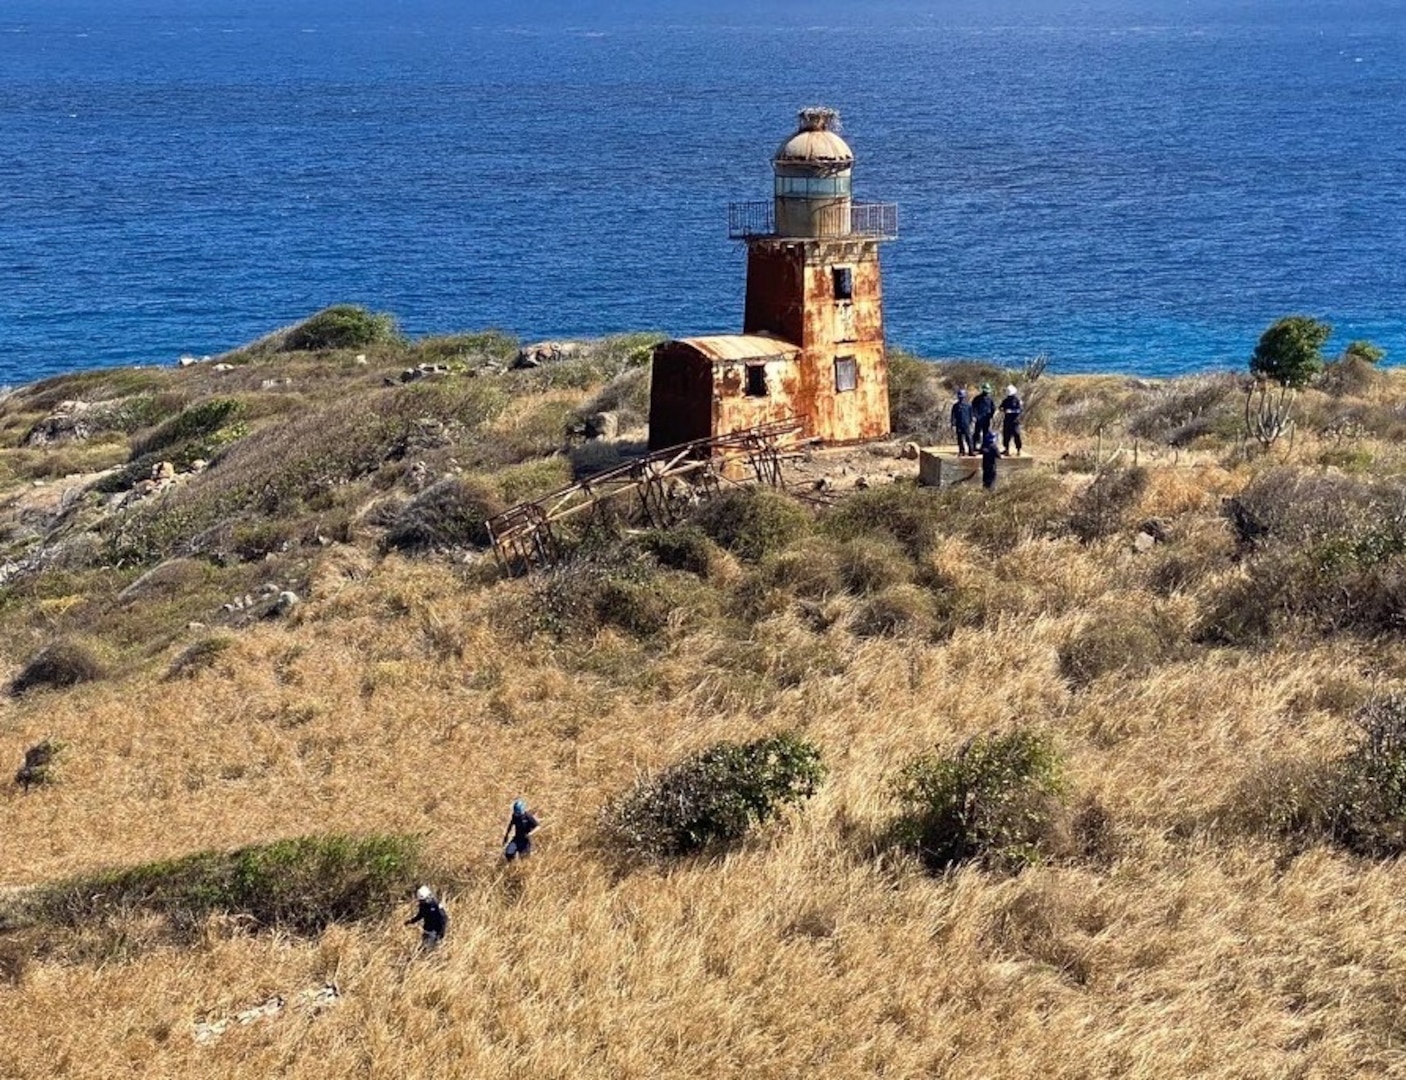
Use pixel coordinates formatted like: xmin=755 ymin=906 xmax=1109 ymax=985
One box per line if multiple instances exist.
xmin=416 ymin=885 xmax=432 ymax=901
xmin=1006 ymin=385 xmax=1018 ymax=396
xmin=513 ymin=799 xmax=526 ymax=814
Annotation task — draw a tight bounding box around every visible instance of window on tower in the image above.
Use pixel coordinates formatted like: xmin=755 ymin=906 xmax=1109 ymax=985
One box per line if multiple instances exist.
xmin=832 ymin=266 xmax=853 ymax=301
xmin=745 ymin=363 xmax=768 ymax=397
xmin=834 ymin=356 xmax=858 ymax=393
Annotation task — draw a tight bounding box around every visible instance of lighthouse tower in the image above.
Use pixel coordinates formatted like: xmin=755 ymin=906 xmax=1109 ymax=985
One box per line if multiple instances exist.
xmin=648 ymin=108 xmax=896 ymax=450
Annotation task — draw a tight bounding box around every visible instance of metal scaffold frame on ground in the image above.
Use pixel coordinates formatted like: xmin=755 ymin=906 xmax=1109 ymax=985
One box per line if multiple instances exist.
xmin=486 ymin=418 xmax=808 ymax=575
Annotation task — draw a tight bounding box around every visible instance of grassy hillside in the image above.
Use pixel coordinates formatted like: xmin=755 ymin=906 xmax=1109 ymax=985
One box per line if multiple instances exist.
xmin=3 ymin=312 xmax=1406 ymax=1077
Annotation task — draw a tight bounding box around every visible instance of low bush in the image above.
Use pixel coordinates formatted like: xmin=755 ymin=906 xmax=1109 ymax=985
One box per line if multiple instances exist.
xmin=941 ymin=471 xmax=1072 ymax=553
xmin=1327 ymin=693 xmax=1406 ymax=857
xmin=130 ymin=398 xmax=243 ymax=459
xmin=638 ymin=526 xmax=718 ymax=576
xmin=281 ymin=305 xmax=401 ymax=352
xmin=836 ymin=535 xmax=915 ymax=595
xmin=1202 ymin=468 xmax=1406 ymax=641
xmin=382 ymin=476 xmax=506 ymax=553
xmin=409 ymin=330 xmax=518 ymax=366
xmin=1058 ymin=603 xmax=1181 ymax=688
xmin=1068 ymin=466 xmax=1150 ymax=543
xmin=165 ymin=635 xmax=234 ymax=680
xmin=891 ymin=729 xmax=1066 ymax=873
xmin=600 ymin=733 xmax=826 ymax=860
xmin=1316 ymin=355 xmax=1386 ymax=398
xmin=887 ymin=351 xmax=945 ymax=439
xmin=523 ymin=551 xmax=704 ymax=642
xmin=1229 ymin=693 xmax=1406 ymax=858
xmin=14 ymin=739 xmax=63 ymax=791
xmin=824 ymin=482 xmax=944 ymax=560
xmin=692 ymin=488 xmax=810 ymax=562
xmin=10 ymin=640 xmax=106 ymax=696
xmin=26 ymin=833 xmax=422 ymax=938
xmin=851 ymin=584 xmax=935 ymax=639
xmin=1126 ymin=375 xmax=1239 ymax=446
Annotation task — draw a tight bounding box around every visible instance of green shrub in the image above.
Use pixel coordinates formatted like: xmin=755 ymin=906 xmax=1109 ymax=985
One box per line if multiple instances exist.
xmin=382 ymin=477 xmax=506 ymax=553
xmin=891 ymin=729 xmax=1066 ymax=873
xmin=824 ymin=482 xmax=944 ymax=560
xmin=281 ymin=305 xmax=401 ymax=352
xmin=522 ymin=551 xmax=703 ymax=643
xmin=601 ymin=734 xmax=826 ymax=859
xmin=1068 ymin=466 xmax=1150 ymax=543
xmin=638 ymin=526 xmax=718 ymax=576
xmin=27 ymin=833 xmax=422 ymax=938
xmin=692 ymin=488 xmax=810 ymax=562
xmin=1251 ymin=315 xmax=1331 ymax=389
xmin=11 ymin=640 xmax=106 ymax=696
xmin=410 ymin=330 xmax=519 ymax=366
xmin=130 ymin=398 xmax=243 ymax=458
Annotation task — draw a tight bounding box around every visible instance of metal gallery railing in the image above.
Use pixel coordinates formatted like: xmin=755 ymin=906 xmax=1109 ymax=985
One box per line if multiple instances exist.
xmin=727 ymin=200 xmax=898 ymax=241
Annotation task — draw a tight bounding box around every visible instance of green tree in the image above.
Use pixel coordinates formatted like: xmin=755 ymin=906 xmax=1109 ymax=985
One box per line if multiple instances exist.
xmin=1344 ymin=340 xmax=1386 ymax=365
xmin=1250 ymin=316 xmax=1331 ymax=388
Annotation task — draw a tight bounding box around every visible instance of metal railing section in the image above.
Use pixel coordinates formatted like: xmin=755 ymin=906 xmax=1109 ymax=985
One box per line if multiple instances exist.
xmin=727 ymin=200 xmax=898 ymax=240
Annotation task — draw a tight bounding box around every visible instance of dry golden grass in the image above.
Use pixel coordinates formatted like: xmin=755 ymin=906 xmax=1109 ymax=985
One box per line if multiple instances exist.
xmin=7 ymin=358 xmax=1406 ymax=1077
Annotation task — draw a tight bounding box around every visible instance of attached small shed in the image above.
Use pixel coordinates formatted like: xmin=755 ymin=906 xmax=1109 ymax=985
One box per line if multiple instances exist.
xmin=648 ymin=334 xmax=801 ymax=450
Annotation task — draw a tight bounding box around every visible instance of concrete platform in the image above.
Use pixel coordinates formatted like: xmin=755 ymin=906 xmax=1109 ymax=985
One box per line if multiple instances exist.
xmin=917 ymin=448 xmax=1037 ymax=488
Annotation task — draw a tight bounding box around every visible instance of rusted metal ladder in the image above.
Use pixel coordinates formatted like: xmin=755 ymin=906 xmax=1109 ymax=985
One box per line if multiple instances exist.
xmin=486 ymin=418 xmax=808 ymax=575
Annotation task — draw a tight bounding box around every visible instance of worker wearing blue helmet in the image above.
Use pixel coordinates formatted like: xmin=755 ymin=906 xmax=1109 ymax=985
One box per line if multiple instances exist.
xmin=503 ymin=798 xmax=541 ymax=861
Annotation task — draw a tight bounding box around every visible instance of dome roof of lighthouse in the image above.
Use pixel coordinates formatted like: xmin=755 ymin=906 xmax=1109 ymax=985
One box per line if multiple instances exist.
xmin=774 ymin=107 xmax=854 ymax=164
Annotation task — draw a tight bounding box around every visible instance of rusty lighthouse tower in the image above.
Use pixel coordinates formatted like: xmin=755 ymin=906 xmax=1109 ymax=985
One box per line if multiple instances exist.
xmin=649 ymin=108 xmax=897 ymax=450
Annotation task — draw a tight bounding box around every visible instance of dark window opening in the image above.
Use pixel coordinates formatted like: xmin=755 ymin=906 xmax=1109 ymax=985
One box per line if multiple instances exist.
xmin=832 ymin=266 xmax=854 ymax=301
xmin=835 ymin=356 xmax=858 ymax=393
xmin=745 ymin=364 xmax=768 ymax=397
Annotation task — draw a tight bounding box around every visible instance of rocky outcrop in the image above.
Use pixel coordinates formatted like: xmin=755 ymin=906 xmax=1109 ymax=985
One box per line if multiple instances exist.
xmin=512 ymin=341 xmax=585 ymax=370
xmin=22 ymin=401 xmax=99 ymax=446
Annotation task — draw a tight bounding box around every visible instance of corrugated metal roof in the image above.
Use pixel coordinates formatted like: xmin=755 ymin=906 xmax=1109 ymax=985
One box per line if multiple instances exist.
xmin=673 ymin=334 xmax=800 ymax=362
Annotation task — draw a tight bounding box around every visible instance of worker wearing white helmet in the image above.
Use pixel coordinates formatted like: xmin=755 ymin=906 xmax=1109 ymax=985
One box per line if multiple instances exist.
xmin=999 ymin=384 xmax=1024 ymax=456
xmin=405 ymin=885 xmax=448 ymax=949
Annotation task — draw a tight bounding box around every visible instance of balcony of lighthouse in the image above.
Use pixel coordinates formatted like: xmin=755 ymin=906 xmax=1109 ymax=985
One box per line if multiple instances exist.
xmin=726 ymin=200 xmax=898 ymax=242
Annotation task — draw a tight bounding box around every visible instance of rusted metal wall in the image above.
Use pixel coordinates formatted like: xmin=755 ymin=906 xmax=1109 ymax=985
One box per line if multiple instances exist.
xmin=798 ymin=238 xmax=890 ymax=443
xmin=743 ymin=244 xmax=806 ymax=343
xmin=739 ymin=238 xmax=890 ymax=444
xmin=647 ymin=342 xmax=715 ymax=451
xmin=713 ymin=357 xmax=805 ymax=438
xmin=653 ymin=235 xmax=891 ymax=450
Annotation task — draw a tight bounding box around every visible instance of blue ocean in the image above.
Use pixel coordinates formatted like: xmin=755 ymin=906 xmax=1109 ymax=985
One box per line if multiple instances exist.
xmin=1 ymin=0 xmax=1403 ymax=382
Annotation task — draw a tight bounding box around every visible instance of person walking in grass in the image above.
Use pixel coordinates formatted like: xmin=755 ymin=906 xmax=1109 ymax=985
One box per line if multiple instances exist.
xmin=1000 ymin=383 xmax=1024 ymax=456
xmin=981 ymin=430 xmax=1000 ymax=490
xmin=406 ymin=885 xmax=448 ymax=950
xmin=971 ymin=382 xmax=996 ymax=449
xmin=503 ymin=798 xmax=540 ymax=861
xmin=950 ymin=387 xmax=974 ymax=456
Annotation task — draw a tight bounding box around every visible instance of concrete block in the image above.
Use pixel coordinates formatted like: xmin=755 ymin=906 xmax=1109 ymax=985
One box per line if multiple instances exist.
xmin=917 ymin=449 xmax=1037 ymax=488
